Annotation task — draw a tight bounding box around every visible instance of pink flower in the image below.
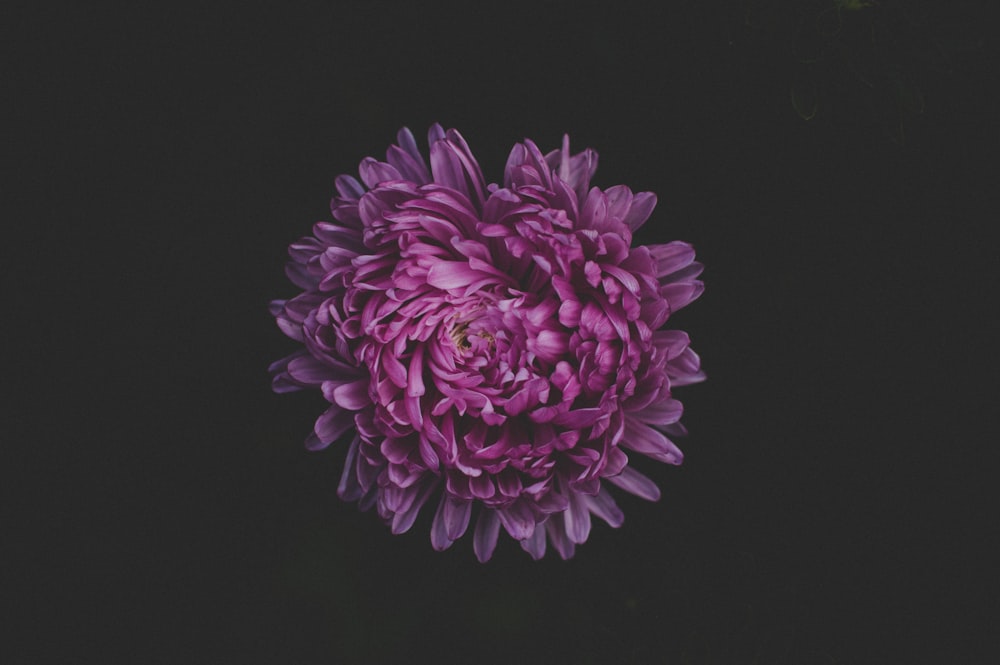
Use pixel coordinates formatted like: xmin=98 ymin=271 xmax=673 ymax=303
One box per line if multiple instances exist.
xmin=270 ymin=125 xmax=704 ymax=560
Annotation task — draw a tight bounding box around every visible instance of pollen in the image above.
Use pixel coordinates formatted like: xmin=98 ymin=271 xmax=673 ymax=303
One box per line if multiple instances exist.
xmin=450 ymin=321 xmax=471 ymax=349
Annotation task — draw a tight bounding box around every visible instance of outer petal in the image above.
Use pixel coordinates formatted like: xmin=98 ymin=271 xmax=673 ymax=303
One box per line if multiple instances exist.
xmin=607 ymin=466 xmax=662 ymax=502
xmin=473 ymin=509 xmax=502 ymax=563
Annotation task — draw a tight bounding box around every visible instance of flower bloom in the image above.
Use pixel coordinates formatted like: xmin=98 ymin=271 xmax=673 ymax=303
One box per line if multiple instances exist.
xmin=270 ymin=125 xmax=704 ymax=560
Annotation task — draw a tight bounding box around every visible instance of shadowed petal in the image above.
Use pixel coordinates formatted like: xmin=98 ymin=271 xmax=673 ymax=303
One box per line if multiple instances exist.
xmin=585 ymin=485 xmax=625 ymax=528
xmin=337 ymin=435 xmax=363 ymax=501
xmin=520 ymin=525 xmax=547 ymax=560
xmin=391 ymin=480 xmax=437 ymax=535
xmin=564 ymin=487 xmax=592 ymax=545
xmin=430 ymin=495 xmax=455 ymax=551
xmin=621 ymin=418 xmax=683 ymax=464
xmin=313 ymin=406 xmax=355 ymax=446
xmin=607 ymin=466 xmax=661 ymax=501
xmin=545 ymin=516 xmax=577 ymax=560
xmin=474 ymin=509 xmax=502 ymax=563
xmin=443 ymin=495 xmax=473 ymax=540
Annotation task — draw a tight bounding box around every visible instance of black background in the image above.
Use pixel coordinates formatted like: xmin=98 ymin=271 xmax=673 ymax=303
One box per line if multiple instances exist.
xmin=7 ymin=1 xmax=995 ymax=663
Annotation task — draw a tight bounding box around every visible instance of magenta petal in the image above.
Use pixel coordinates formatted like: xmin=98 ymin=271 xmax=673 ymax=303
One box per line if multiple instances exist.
xmin=532 ymin=330 xmax=569 ymax=362
xmin=426 ymin=261 xmax=487 ymax=290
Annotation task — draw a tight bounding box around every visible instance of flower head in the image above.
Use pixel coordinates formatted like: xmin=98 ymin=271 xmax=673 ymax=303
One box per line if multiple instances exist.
xmin=270 ymin=125 xmax=704 ymax=560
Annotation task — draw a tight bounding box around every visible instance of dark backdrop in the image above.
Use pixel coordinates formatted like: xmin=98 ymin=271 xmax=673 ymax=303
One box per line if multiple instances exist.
xmin=8 ymin=1 xmax=994 ymax=663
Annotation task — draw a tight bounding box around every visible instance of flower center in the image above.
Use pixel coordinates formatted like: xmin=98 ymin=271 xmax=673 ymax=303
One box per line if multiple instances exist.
xmin=450 ymin=320 xmax=496 ymax=353
xmin=449 ymin=321 xmax=471 ymax=350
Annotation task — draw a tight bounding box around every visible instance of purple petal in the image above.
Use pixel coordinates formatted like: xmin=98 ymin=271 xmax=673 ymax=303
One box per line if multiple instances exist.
xmin=633 ymin=398 xmax=684 ymax=426
xmin=497 ymin=501 xmax=536 ymax=540
xmin=520 ymin=525 xmax=547 ymax=560
xmin=330 ymin=379 xmax=370 ymax=411
xmin=430 ymin=495 xmax=455 ymax=551
xmin=623 ymin=192 xmax=657 ymax=231
xmin=337 ymin=435 xmax=363 ymax=501
xmin=407 ymin=344 xmax=426 ymax=397
xmin=604 ymin=184 xmax=633 ymax=221
xmin=661 ymin=281 xmax=705 ymax=312
xmin=606 ymin=466 xmax=661 ymax=502
xmin=649 ymin=241 xmax=695 ymax=277
xmin=426 ymin=262 xmax=490 ymax=290
xmin=652 ymin=330 xmax=691 ymax=361
xmin=564 ymin=487 xmax=592 ymax=545
xmin=396 ymin=127 xmax=423 ymax=164
xmin=585 ymin=485 xmax=625 ymax=528
xmin=621 ymin=418 xmax=684 ymax=464
xmin=544 ymin=516 xmax=577 ymax=560
xmin=313 ymin=406 xmax=355 ymax=446
xmin=390 ymin=480 xmax=437 ymax=535
xmin=429 ymin=131 xmax=486 ymax=206
xmin=473 ymin=509 xmax=502 ymax=563
xmin=443 ymin=495 xmax=473 ymax=540
xmin=532 ymin=330 xmax=569 ymax=363
xmin=427 ymin=123 xmax=446 ymax=145
xmin=359 ymin=157 xmax=402 ymax=189
xmin=335 ymin=174 xmax=365 ymax=200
